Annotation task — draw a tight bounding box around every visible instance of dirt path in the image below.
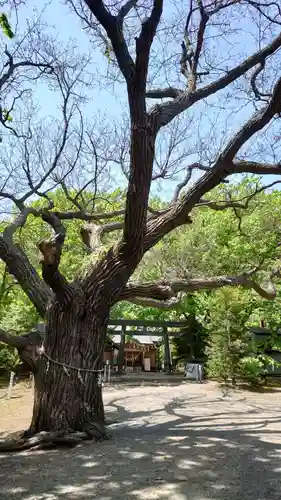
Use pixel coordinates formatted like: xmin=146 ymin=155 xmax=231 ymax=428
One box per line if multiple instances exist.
xmin=1 ymin=381 xmax=281 ymax=499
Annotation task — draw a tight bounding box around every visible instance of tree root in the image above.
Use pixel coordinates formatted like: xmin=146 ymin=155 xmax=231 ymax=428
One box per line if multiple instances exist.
xmin=0 ymin=424 xmax=111 ymax=453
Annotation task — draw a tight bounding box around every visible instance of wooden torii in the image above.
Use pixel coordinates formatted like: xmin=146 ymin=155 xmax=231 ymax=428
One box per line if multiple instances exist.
xmin=107 ymin=319 xmax=188 ymax=373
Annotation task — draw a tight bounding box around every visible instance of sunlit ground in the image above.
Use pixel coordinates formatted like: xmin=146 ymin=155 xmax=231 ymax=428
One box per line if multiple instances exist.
xmin=1 ymin=380 xmax=281 ymax=500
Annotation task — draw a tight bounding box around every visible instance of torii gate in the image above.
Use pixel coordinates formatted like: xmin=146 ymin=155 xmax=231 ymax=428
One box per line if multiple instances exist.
xmin=107 ymin=318 xmax=188 ymax=373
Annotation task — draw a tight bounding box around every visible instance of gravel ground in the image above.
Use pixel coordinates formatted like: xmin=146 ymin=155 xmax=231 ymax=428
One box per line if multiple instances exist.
xmin=1 ymin=380 xmax=281 ymax=500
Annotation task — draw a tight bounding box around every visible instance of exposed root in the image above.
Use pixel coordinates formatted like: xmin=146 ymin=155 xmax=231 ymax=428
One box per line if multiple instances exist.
xmin=84 ymin=419 xmax=112 ymax=442
xmin=0 ymin=422 xmax=113 ymax=453
xmin=0 ymin=430 xmax=93 ymax=453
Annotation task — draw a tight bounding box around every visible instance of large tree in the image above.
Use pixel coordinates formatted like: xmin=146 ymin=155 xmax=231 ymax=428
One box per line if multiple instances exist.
xmin=1 ymin=0 xmax=281 ymax=449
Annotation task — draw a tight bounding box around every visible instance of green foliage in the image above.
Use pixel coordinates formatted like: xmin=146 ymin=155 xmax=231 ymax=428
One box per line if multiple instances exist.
xmin=171 ymin=296 xmax=207 ymax=362
xmin=0 ymin=13 xmax=13 ymax=39
xmin=2 ymin=109 xmax=13 ymax=122
xmin=1 ymin=178 xmax=281 ymax=378
xmin=205 ymin=288 xmax=252 ymax=386
xmin=239 ymin=356 xmax=264 ymax=383
xmin=0 ymin=346 xmax=20 ymax=372
xmin=239 ymin=354 xmax=280 ymax=385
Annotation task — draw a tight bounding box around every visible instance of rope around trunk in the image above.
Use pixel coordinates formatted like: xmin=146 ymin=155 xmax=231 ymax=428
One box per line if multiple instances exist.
xmin=39 ymin=346 xmax=104 ymax=384
xmin=0 ymin=348 xmax=109 ymax=452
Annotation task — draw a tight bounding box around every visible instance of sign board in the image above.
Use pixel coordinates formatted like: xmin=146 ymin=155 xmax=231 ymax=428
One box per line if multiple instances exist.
xmin=144 ymin=358 xmax=151 ymax=371
xmin=184 ymin=363 xmax=203 ymax=381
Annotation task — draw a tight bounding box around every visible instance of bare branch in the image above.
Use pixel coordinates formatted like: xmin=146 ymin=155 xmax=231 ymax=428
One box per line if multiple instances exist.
xmin=0 ymin=235 xmax=51 ymax=317
xmin=146 ymin=87 xmax=182 ymax=99
xmin=172 ymin=162 xmax=211 ymax=202
xmin=3 ymin=206 xmax=32 ymax=240
xmin=0 ymin=48 xmax=53 ymax=92
xmin=144 ymin=77 xmax=281 ymax=251
xmin=117 ymin=270 xmax=281 ymax=309
xmin=84 ymin=0 xmax=135 ymax=81
xmin=134 ymin=0 xmax=163 ymax=91
xmin=117 ymin=0 xmax=138 ymax=22
xmin=81 ymin=221 xmax=123 ymax=251
xmin=51 ymin=208 xmax=125 ymax=222
xmin=197 ymin=181 xmax=281 ymax=211
xmin=37 ymin=213 xmax=77 ymax=306
xmin=150 ymin=32 xmax=281 ymax=129
xmin=125 ymin=296 xmax=181 ymax=309
xmin=230 ymin=160 xmax=281 ymax=176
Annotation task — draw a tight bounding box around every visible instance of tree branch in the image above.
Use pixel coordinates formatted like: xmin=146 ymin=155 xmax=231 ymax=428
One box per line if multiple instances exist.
xmin=0 ymin=329 xmax=29 ymax=349
xmin=0 ymin=205 xmax=52 ymax=317
xmin=172 ymin=163 xmax=211 ymax=202
xmin=144 ymin=76 xmax=281 ymax=251
xmin=38 ymin=213 xmax=76 ymax=306
xmin=197 ymin=180 xmax=281 ymax=211
xmin=117 ymin=0 xmax=138 ymax=22
xmin=146 ymin=87 xmax=183 ymax=99
xmin=0 ymin=236 xmax=51 ymax=317
xmin=150 ymin=32 xmax=281 ymax=129
xmin=84 ymin=0 xmax=135 ymax=81
xmin=134 ymin=0 xmax=163 ymax=91
xmin=50 ymin=208 xmax=125 ymax=222
xmin=117 ymin=270 xmax=281 ymax=309
xmin=80 ymin=221 xmax=123 ymax=251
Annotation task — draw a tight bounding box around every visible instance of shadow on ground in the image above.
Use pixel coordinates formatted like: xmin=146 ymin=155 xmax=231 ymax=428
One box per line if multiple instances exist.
xmin=1 ymin=384 xmax=281 ymax=500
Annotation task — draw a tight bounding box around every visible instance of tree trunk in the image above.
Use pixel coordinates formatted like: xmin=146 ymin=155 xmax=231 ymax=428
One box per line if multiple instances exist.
xmin=28 ymin=300 xmax=109 ymax=441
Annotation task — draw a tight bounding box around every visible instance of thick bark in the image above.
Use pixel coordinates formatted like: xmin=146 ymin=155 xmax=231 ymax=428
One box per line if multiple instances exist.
xmin=0 ymin=294 xmax=111 ymax=451
xmin=28 ymin=299 xmax=109 ymax=439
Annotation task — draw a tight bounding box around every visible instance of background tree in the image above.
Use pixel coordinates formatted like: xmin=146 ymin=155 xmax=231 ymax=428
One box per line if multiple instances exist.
xmin=205 ymin=288 xmax=253 ymax=387
xmin=1 ymin=0 xmax=281 ymax=450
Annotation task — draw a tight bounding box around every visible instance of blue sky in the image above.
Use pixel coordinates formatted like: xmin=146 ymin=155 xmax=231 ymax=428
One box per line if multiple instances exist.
xmin=4 ymin=0 xmax=281 ymax=204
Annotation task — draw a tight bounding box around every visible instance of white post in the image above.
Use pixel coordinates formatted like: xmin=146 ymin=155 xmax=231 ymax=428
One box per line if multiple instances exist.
xmin=108 ymin=364 xmax=111 ymax=384
xmin=7 ymin=372 xmax=15 ymax=399
xmin=30 ymin=373 xmax=35 ymax=392
xmin=103 ymin=365 xmax=107 ymax=384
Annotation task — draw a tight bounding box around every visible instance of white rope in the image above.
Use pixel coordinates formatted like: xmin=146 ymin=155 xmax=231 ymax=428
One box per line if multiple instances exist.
xmin=41 ymin=351 xmax=103 ymax=372
xmin=39 ymin=347 xmax=103 ymax=386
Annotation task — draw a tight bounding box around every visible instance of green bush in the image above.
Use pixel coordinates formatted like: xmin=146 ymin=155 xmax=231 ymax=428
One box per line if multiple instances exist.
xmin=0 ymin=345 xmax=21 ymax=372
xmin=205 ymin=289 xmax=253 ymax=386
xmin=239 ymin=356 xmax=265 ymax=385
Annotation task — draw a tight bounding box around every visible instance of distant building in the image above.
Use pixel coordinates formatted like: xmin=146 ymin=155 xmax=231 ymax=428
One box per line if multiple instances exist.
xmin=112 ymin=336 xmax=157 ymax=372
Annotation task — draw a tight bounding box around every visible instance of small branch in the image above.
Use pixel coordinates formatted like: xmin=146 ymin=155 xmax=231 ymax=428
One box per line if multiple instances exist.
xmin=81 ymin=221 xmax=123 ymax=251
xmin=3 ymin=206 xmax=32 ymax=241
xmin=146 ymin=87 xmax=183 ymax=99
xmin=172 ymin=169 xmax=193 ymax=202
xmin=117 ymin=0 xmax=138 ymax=21
xmin=126 ymin=296 xmax=181 ymax=309
xmin=180 ymin=0 xmax=209 ymax=91
xmin=191 ymin=1 xmax=209 ymax=78
xmin=151 ymin=31 xmax=281 ymax=129
xmin=50 ymin=208 xmax=125 ymax=222
xmin=250 ymin=61 xmax=270 ymax=100
xmin=85 ymin=0 xmax=135 ymax=81
xmin=172 ymin=163 xmax=211 ymax=202
xmin=197 ymin=180 xmax=281 ymax=211
xmin=0 ymin=48 xmax=53 ymax=93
